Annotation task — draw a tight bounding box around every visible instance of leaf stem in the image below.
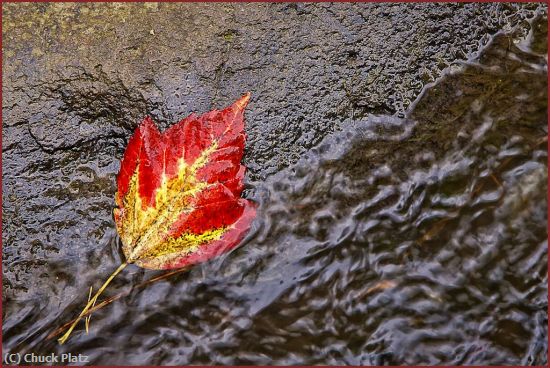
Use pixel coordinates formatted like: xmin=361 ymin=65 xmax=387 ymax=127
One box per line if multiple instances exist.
xmin=48 ymin=266 xmax=189 ymax=341
xmin=58 ymin=262 xmax=128 ymax=344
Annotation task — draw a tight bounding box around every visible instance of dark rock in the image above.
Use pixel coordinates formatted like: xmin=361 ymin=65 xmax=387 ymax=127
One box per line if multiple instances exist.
xmin=2 ymin=2 xmax=547 ymax=365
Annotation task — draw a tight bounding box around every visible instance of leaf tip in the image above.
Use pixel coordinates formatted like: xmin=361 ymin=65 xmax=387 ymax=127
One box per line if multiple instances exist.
xmin=234 ymin=92 xmax=251 ymax=111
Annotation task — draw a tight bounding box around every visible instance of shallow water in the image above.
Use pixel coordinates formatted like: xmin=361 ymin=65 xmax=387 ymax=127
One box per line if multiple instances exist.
xmin=2 ymin=14 xmax=548 ymax=367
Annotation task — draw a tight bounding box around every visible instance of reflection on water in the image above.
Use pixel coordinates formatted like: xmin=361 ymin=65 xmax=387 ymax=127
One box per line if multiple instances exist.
xmin=3 ymin=15 xmax=548 ymax=366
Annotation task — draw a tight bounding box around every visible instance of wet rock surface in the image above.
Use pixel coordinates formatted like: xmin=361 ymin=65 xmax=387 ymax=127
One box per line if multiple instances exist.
xmin=3 ymin=3 xmax=545 ymax=176
xmin=2 ymin=3 xmax=548 ymax=365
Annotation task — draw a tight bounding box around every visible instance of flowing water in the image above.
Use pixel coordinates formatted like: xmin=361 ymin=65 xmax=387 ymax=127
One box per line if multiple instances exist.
xmin=2 ymin=14 xmax=548 ymax=366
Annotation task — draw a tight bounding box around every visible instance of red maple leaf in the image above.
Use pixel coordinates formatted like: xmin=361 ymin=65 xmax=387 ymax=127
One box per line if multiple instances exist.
xmin=58 ymin=93 xmax=256 ymax=344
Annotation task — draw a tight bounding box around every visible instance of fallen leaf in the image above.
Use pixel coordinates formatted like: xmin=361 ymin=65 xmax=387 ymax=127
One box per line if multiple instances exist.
xmin=114 ymin=92 xmax=256 ymax=269
xmin=58 ymin=93 xmax=256 ymax=344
